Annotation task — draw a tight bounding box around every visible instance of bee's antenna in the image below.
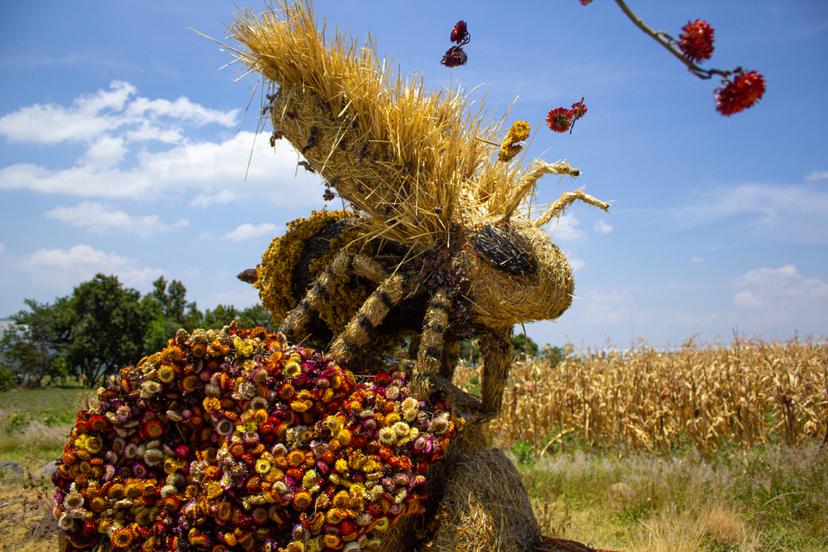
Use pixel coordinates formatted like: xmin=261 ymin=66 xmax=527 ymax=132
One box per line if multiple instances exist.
xmin=534 ymin=189 xmax=610 ymax=228
xmin=497 ymin=161 xmax=581 ymax=223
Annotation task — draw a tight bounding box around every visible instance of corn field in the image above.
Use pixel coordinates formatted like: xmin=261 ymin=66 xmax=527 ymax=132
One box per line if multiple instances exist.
xmin=456 ymin=339 xmax=828 ymax=455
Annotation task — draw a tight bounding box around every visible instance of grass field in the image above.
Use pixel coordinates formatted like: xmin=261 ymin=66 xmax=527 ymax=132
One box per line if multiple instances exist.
xmin=1 ymin=340 xmax=826 ymax=551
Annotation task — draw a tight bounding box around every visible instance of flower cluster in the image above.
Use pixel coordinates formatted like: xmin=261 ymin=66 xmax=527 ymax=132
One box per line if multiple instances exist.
xmin=441 ymin=20 xmax=470 ymax=68
xmin=678 ymin=19 xmax=715 ymax=63
xmin=546 ymin=100 xmax=588 ymax=134
xmin=449 ymin=21 xmax=469 ymax=45
xmin=497 ymin=121 xmax=530 ymax=162
xmin=53 ymin=327 xmax=461 ymax=551
xmin=715 ymin=69 xmax=766 ymax=116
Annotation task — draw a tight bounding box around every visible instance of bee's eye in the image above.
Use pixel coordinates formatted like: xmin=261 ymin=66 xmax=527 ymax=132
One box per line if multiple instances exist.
xmin=473 ymin=225 xmax=537 ymax=276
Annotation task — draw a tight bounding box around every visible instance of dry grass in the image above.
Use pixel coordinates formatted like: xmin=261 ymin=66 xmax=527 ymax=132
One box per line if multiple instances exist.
xmin=520 ymin=443 xmax=827 ymax=551
xmin=456 ymin=338 xmax=828 ymax=455
xmin=0 ymin=470 xmax=59 ymax=552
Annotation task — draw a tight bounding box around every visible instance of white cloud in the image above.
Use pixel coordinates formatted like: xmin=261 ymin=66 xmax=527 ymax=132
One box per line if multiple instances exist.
xmin=575 ymin=290 xmax=633 ymax=325
xmin=0 ymin=132 xmax=324 ymax=204
xmin=80 ymin=136 xmax=126 ymax=169
xmin=123 ymin=96 xmax=237 ymax=127
xmin=732 ymin=265 xmax=828 ymax=331
xmin=805 ymin=170 xmax=828 ymax=182
xmin=0 ymin=81 xmax=135 ymax=143
xmin=21 ymin=244 xmax=164 ymax=288
xmin=191 ymin=190 xmax=237 ymax=208
xmin=0 ymin=81 xmax=236 ymax=145
xmin=124 ymin=122 xmax=183 ymax=144
xmin=691 ymin=256 xmax=703 ymax=263
xmin=734 ymin=264 xmax=828 ymax=308
xmin=593 ymin=220 xmax=613 ymax=234
xmin=222 ymin=223 xmax=279 ymax=242
xmin=46 ymin=202 xmax=188 ymax=237
xmin=0 ymin=83 xmax=326 ymax=207
xmin=562 ymin=249 xmax=584 ymax=271
xmin=545 ymin=214 xmax=583 ymax=241
xmin=675 ymin=183 xmax=828 ymax=244
xmin=733 ymin=290 xmax=762 ymax=308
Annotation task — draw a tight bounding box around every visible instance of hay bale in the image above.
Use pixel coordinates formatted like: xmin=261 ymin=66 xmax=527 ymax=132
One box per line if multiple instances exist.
xmin=369 ymin=408 xmax=546 ymax=552
xmin=424 ymin=447 xmax=541 ymax=551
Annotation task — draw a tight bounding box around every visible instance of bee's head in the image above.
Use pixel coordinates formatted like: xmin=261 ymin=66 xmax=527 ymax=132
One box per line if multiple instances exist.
xmin=461 ymin=221 xmax=574 ymax=328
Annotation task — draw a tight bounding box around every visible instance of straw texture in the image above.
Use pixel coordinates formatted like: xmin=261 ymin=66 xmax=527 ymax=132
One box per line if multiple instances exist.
xmin=229 ymin=2 xmax=598 ymax=253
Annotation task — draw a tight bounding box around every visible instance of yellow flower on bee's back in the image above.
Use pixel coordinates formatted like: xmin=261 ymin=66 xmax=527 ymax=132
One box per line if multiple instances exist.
xmin=498 ymin=120 xmax=531 ymax=163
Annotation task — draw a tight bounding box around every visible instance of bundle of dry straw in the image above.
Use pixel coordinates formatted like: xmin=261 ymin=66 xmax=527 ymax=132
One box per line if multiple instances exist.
xmin=229 ymin=1 xmax=598 ymax=253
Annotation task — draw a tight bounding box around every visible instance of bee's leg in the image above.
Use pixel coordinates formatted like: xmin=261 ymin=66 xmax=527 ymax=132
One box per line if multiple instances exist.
xmin=279 ymin=251 xmax=388 ymax=341
xmin=328 ymin=272 xmax=408 ymax=364
xmin=481 ymin=327 xmax=513 ymax=416
xmin=411 ymin=288 xmax=452 ymax=397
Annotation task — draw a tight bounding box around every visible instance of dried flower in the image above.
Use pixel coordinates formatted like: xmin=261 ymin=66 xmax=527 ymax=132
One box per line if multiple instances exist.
xmin=571 ymin=100 xmax=588 ymax=120
xmin=678 ymin=19 xmax=715 ymax=63
xmin=546 ymin=107 xmax=574 ymax=133
xmin=715 ymin=69 xmax=766 ymax=116
xmin=450 ymin=20 xmax=469 ymax=44
xmin=53 ymin=328 xmax=460 ymax=550
xmin=498 ymin=120 xmax=531 ymax=163
xmin=441 ymin=45 xmax=467 ymax=68
xmin=580 ymin=0 xmax=593 ymax=5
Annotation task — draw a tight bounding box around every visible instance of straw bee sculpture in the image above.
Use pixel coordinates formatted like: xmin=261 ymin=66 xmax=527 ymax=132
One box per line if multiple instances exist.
xmin=230 ymin=1 xmax=608 ymax=421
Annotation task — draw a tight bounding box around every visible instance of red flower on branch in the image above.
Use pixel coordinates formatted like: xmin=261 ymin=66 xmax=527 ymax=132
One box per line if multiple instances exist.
xmin=679 ymin=19 xmax=715 ymax=63
xmin=441 ymin=45 xmax=468 ymax=68
xmin=715 ymin=70 xmax=766 ymax=116
xmin=450 ymin=20 xmax=469 ymax=44
xmin=546 ymin=107 xmax=574 ymax=133
xmin=571 ymin=100 xmax=588 ymax=120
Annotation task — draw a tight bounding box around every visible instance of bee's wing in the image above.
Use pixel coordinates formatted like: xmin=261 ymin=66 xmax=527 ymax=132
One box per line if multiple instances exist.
xmin=231 ymin=1 xmax=498 ymax=249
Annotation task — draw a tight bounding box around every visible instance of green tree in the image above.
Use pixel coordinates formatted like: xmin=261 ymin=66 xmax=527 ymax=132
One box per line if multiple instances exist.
xmin=238 ymin=304 xmax=276 ymax=330
xmin=540 ymin=344 xmax=565 ymax=367
xmin=201 ymin=304 xmax=240 ymax=328
xmin=66 ymin=274 xmax=150 ymax=387
xmin=511 ymin=333 xmax=539 ymax=358
xmin=141 ymin=276 xmax=201 ymax=352
xmin=0 ymin=298 xmax=73 ymax=387
xmin=201 ymin=304 xmax=276 ymax=330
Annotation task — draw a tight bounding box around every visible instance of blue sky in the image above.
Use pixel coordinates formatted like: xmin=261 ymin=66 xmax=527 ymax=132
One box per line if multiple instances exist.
xmin=1 ymin=0 xmax=826 ymax=348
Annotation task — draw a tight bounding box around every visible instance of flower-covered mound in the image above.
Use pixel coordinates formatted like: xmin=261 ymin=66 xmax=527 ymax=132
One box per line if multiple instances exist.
xmin=52 ymin=327 xmax=461 ymax=551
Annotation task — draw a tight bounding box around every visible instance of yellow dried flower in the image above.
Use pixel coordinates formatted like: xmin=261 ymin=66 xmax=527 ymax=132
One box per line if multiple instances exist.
xmin=498 ymin=120 xmax=531 ymax=162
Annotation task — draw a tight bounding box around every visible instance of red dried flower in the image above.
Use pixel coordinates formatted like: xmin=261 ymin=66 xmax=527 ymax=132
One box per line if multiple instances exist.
xmin=441 ymin=45 xmax=468 ymax=68
xmin=580 ymin=0 xmax=593 ymax=5
xmin=715 ymin=70 xmax=766 ymax=116
xmin=679 ymin=19 xmax=715 ymax=63
xmin=546 ymin=107 xmax=574 ymax=133
xmin=571 ymin=101 xmax=588 ymax=120
xmin=450 ymin=20 xmax=469 ymax=44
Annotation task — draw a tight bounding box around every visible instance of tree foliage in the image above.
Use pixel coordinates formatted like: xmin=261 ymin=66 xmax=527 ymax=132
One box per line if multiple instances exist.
xmin=0 ymin=274 xmax=278 ymax=388
xmin=512 ymin=333 xmax=539 ymax=358
xmin=141 ymin=277 xmax=202 ymax=353
xmin=65 ymin=274 xmax=150 ymax=387
xmin=0 ymin=298 xmax=72 ymax=387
